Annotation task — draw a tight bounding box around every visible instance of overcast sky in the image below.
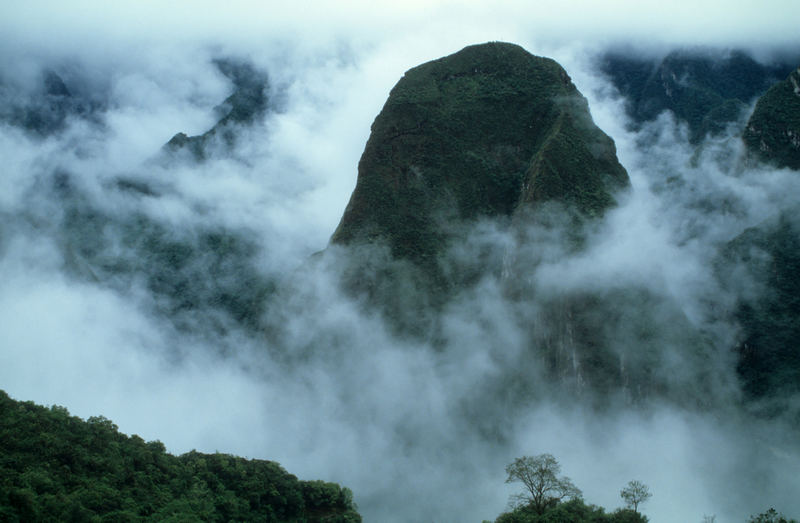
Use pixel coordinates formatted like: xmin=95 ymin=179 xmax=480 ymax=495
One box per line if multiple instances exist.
xmin=3 ymin=1 xmax=799 ymax=44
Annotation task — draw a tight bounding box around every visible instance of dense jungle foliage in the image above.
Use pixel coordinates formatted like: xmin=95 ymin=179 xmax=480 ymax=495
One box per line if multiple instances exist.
xmin=0 ymin=390 xmax=361 ymax=522
xmin=491 ymin=499 xmax=647 ymax=523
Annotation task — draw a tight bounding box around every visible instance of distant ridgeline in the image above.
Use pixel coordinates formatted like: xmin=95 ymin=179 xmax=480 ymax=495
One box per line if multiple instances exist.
xmin=599 ymin=48 xmax=797 ymax=144
xmin=0 ymin=57 xmax=279 ymax=338
xmin=0 ymin=390 xmax=361 ymax=522
xmin=0 ymin=68 xmax=106 ymax=138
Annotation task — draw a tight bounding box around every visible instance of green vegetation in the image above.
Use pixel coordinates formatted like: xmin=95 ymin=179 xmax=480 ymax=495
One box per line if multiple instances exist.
xmin=504 ymin=454 xmax=582 ymax=514
xmin=0 ymin=390 xmax=361 ymax=522
xmin=494 ymin=499 xmax=646 ymax=523
xmin=743 ymin=68 xmax=800 ymax=170
xmin=748 ymin=508 xmax=799 ymax=523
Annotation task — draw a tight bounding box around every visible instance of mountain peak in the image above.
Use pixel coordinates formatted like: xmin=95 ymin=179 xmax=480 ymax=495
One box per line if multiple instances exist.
xmin=330 ymin=42 xmax=629 ymax=262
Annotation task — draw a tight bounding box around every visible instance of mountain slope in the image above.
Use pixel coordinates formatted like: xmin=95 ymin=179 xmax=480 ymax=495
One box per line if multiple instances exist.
xmin=743 ymin=67 xmax=800 ymax=170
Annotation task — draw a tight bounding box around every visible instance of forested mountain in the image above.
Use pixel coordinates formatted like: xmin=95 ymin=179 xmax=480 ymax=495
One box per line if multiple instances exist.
xmin=599 ymin=48 xmax=796 ymax=143
xmin=331 ymin=42 xmax=629 ymax=260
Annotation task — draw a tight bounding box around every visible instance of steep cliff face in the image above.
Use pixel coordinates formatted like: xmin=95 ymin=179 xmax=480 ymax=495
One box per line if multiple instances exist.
xmin=743 ymin=67 xmax=800 ymax=170
xmin=331 ymin=42 xmax=629 ymax=265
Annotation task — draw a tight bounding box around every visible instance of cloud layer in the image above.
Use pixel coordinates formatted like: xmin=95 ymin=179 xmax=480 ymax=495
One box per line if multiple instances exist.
xmin=1 ymin=4 xmax=799 ymax=522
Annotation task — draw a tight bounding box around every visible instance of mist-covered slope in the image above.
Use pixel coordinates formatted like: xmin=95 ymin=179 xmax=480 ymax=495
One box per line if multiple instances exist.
xmin=599 ymin=48 xmax=795 ymax=143
xmin=596 ymin=48 xmax=800 ymax=413
xmin=718 ymin=211 xmax=800 ymax=405
xmin=320 ymin=43 xmax=720 ymax=406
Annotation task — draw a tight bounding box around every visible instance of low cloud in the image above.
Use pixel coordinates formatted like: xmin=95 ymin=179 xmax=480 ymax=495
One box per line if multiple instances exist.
xmin=1 ymin=6 xmax=799 ymax=522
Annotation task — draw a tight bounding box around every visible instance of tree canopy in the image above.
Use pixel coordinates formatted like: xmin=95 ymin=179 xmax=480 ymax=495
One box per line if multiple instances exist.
xmin=0 ymin=390 xmax=361 ymax=522
xmin=748 ymin=508 xmax=799 ymax=523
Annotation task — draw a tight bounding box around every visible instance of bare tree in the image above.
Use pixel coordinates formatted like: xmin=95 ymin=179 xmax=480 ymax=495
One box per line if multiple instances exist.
xmin=504 ymin=454 xmax=582 ymax=514
xmin=620 ymin=480 xmax=652 ymax=513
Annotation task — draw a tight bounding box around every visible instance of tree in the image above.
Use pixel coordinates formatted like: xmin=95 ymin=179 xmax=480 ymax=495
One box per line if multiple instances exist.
xmin=620 ymin=480 xmax=651 ymax=513
xmin=748 ymin=508 xmax=798 ymax=523
xmin=504 ymin=454 xmax=582 ymax=514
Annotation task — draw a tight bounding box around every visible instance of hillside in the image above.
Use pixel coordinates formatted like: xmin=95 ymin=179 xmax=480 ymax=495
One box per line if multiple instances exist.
xmin=0 ymin=390 xmax=361 ymax=522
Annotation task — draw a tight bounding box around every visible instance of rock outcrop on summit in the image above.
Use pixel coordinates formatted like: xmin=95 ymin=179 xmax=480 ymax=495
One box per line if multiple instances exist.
xmin=330 ymin=42 xmax=629 ymax=264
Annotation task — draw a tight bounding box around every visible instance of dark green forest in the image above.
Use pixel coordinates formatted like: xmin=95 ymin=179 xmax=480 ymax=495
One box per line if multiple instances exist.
xmin=0 ymin=390 xmax=361 ymax=522
xmin=492 ymin=499 xmax=646 ymax=523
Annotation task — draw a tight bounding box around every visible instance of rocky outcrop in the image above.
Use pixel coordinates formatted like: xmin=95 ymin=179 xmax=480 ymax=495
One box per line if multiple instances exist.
xmin=165 ymin=59 xmax=270 ymax=161
xmin=743 ymin=67 xmax=800 ymax=170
